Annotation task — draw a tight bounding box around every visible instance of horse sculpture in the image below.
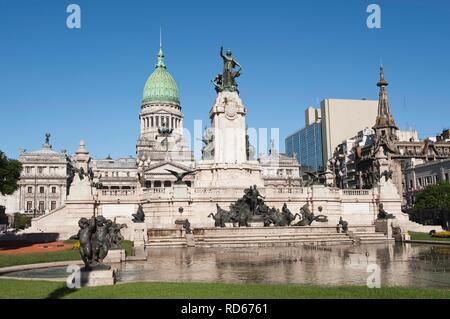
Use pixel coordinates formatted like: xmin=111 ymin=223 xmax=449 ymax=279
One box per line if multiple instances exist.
xmin=293 ymin=204 xmax=328 ymax=226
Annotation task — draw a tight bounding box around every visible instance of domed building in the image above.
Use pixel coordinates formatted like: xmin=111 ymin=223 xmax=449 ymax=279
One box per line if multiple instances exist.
xmin=136 ymin=41 xmax=194 ymax=189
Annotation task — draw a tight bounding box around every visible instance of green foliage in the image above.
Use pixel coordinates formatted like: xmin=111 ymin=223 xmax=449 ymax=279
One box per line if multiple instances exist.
xmin=121 ymin=240 xmax=134 ymax=256
xmin=0 ymin=279 xmax=449 ymax=299
xmin=414 ymin=182 xmax=450 ymax=212
xmin=0 ymin=151 xmax=22 ymax=196
xmin=408 ymin=231 xmax=450 ymax=242
xmin=12 ymin=213 xmax=32 ymax=230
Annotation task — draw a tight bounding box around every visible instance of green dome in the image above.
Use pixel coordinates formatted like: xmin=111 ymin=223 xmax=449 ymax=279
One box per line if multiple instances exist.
xmin=142 ymin=47 xmax=180 ymax=104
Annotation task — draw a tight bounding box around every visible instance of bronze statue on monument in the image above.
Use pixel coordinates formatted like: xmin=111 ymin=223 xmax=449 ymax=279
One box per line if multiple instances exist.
xmin=212 ymin=46 xmax=242 ymax=93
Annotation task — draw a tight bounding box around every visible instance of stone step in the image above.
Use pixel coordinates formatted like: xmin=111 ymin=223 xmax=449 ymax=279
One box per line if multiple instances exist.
xmin=196 ymin=239 xmax=354 ymax=248
xmin=196 ymin=235 xmax=351 ymax=242
xmin=196 ymin=235 xmax=352 ymax=244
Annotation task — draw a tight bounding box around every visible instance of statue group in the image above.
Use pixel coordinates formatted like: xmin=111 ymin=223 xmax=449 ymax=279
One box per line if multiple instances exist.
xmin=212 ymin=46 xmax=242 ymax=93
xmin=208 ymin=186 xmax=328 ymax=227
xmin=377 ymin=203 xmax=396 ymax=220
xmin=73 ymin=215 xmax=127 ymax=269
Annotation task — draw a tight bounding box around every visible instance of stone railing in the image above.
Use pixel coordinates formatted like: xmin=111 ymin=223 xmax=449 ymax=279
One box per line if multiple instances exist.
xmin=193 ymin=188 xmax=244 ymax=199
xmin=264 ymin=187 xmax=306 ymax=199
xmin=97 ymin=189 xmax=137 ymax=201
xmin=141 ymin=187 xmax=174 ymax=200
xmin=342 ymin=189 xmax=371 ymax=196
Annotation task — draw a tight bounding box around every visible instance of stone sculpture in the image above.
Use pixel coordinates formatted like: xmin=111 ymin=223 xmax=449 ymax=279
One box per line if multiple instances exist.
xmin=132 ymin=204 xmax=145 ymax=223
xmin=293 ymin=204 xmax=328 ymax=226
xmin=201 ymin=128 xmax=215 ymax=160
xmin=209 ymin=188 xmax=298 ymax=228
xmin=213 ymin=46 xmax=242 ymax=93
xmin=377 ymin=203 xmax=396 ymax=219
xmin=338 ymin=217 xmax=348 ymax=233
xmin=73 ymin=215 xmax=126 ymax=270
xmin=183 ymin=219 xmax=192 ymax=234
xmin=165 ymin=169 xmax=195 ymax=185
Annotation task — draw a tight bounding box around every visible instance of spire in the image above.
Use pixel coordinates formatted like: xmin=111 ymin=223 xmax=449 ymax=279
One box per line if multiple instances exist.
xmin=373 ymin=65 xmax=398 ymax=131
xmin=156 ymin=28 xmax=166 ymax=68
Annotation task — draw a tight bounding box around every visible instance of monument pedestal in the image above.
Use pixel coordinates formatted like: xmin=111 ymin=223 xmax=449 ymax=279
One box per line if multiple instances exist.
xmin=185 ymin=233 xmax=195 ymax=247
xmin=81 ymin=268 xmax=116 ymax=287
xmin=132 ymin=222 xmax=148 ymax=260
xmin=173 ymin=184 xmax=188 ymax=198
xmin=103 ymin=249 xmax=125 ymax=263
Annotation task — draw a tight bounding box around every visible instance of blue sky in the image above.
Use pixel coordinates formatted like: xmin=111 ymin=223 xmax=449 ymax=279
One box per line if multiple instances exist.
xmin=1 ymin=0 xmax=449 ymax=159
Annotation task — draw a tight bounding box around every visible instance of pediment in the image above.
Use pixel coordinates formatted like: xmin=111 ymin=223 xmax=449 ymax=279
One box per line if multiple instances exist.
xmin=144 ymin=161 xmax=193 ymax=175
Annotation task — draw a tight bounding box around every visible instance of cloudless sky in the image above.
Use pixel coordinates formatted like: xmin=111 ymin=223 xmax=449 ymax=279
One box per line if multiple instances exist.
xmin=1 ymin=0 xmax=449 ymax=159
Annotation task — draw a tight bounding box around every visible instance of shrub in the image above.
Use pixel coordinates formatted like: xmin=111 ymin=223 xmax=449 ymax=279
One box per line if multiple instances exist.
xmin=71 ymin=241 xmax=80 ymax=250
xmin=13 ymin=213 xmax=31 ymax=230
xmin=432 ymin=231 xmax=450 ymax=238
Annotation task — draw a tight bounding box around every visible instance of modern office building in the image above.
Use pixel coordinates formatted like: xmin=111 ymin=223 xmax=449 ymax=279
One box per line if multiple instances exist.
xmin=285 ymin=107 xmax=323 ymax=171
xmin=320 ymin=99 xmax=378 ymax=164
xmin=286 ymin=99 xmax=378 ymax=172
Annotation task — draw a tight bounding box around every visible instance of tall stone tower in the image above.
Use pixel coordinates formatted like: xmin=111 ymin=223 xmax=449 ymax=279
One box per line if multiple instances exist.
xmin=373 ymin=65 xmax=399 ymax=140
xmin=136 ymin=39 xmax=193 ymax=171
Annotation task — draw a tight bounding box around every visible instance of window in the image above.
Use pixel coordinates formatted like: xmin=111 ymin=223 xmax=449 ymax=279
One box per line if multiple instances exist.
xmin=26 ymin=167 xmax=32 ymax=174
xmin=38 ymin=167 xmax=44 ymax=174
xmin=26 ymin=201 xmax=32 ymax=211
xmin=105 ymin=172 xmax=108 ymax=177
xmin=51 ymin=201 xmax=56 ymax=211
xmin=38 ymin=201 xmax=45 ymax=212
xmin=164 ymin=181 xmax=171 ymax=187
xmin=154 ymin=181 xmax=162 ymax=188
xmin=27 ymin=187 xmax=33 ymax=193
xmin=39 ymin=187 xmax=45 ymax=194
xmin=51 ymin=187 xmax=56 ymax=194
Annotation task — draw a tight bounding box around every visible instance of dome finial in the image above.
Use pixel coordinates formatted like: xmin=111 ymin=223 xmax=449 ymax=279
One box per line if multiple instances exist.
xmin=156 ymin=28 xmax=166 ymax=68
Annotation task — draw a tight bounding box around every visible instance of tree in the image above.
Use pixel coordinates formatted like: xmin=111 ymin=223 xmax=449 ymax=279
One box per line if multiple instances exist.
xmin=413 ymin=182 xmax=450 ymax=228
xmin=0 ymin=151 xmax=22 ymax=195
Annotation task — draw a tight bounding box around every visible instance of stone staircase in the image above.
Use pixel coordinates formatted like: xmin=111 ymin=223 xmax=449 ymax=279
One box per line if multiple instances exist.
xmin=146 ymin=225 xmax=393 ymax=248
xmin=349 ymin=232 xmax=394 ymax=244
xmin=193 ymin=232 xmax=353 ymax=247
xmin=147 ymin=235 xmax=187 ymax=248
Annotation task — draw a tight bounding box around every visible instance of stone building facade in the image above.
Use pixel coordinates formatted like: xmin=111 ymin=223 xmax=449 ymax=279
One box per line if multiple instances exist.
xmin=17 ymin=136 xmax=69 ymax=216
xmin=331 ymin=66 xmax=450 ymax=202
xmin=404 ymin=158 xmax=450 ymax=207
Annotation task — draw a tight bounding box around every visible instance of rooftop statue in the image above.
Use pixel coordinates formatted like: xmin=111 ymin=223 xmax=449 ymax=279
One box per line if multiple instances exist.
xmin=212 ymin=46 xmax=242 ymax=93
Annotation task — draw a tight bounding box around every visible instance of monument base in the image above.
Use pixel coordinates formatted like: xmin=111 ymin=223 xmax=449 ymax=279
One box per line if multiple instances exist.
xmin=81 ymin=268 xmax=116 ymax=287
xmin=103 ymin=249 xmax=125 ymax=263
xmin=185 ymin=233 xmax=195 ymax=247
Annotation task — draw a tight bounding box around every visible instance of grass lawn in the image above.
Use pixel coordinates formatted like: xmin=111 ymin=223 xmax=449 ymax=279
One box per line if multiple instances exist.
xmin=0 ymin=240 xmax=134 ymax=268
xmin=409 ymin=232 xmax=450 ymax=242
xmin=0 ymin=278 xmax=449 ymax=299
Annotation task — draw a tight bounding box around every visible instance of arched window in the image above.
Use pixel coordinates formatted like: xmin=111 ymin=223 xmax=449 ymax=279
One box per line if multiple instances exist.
xmin=144 ymin=181 xmax=152 ymax=188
